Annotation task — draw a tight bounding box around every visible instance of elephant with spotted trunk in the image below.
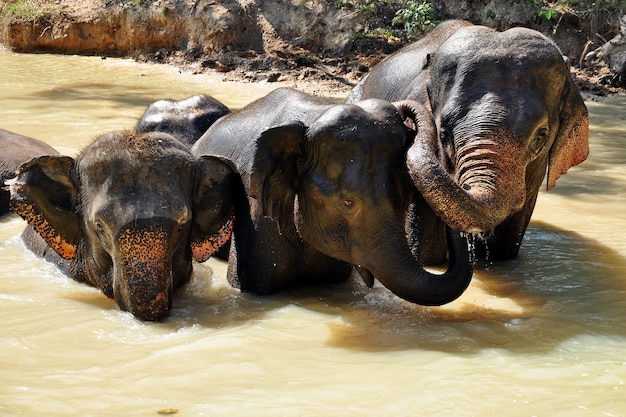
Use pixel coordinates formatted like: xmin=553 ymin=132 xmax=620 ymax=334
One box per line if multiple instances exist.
xmin=10 ymin=131 xmax=239 ymax=321
xmin=348 ymin=20 xmax=589 ymax=261
xmin=192 ymin=87 xmax=473 ymax=306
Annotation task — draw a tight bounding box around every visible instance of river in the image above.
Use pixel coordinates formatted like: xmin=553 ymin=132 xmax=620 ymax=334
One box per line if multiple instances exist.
xmin=1 ymin=48 xmax=625 ymax=417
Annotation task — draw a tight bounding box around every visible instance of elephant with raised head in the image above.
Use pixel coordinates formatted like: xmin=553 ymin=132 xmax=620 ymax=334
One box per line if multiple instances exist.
xmin=9 ymin=130 xmax=240 ymax=321
xmin=0 ymin=128 xmax=58 ymax=216
xmin=192 ymin=87 xmax=473 ymax=306
xmin=135 ymin=94 xmax=230 ymax=147
xmin=348 ymin=20 xmax=589 ymax=260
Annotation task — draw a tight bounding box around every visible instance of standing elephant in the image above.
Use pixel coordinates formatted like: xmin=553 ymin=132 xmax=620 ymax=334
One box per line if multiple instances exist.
xmin=348 ymin=20 xmax=589 ymax=260
xmin=135 ymin=94 xmax=230 ymax=147
xmin=9 ymin=130 xmax=239 ymax=321
xmin=192 ymin=87 xmax=473 ymax=306
xmin=0 ymin=128 xmax=58 ymax=216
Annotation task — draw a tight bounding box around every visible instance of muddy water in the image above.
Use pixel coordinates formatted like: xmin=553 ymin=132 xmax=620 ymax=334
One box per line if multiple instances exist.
xmin=1 ymin=48 xmax=625 ymax=417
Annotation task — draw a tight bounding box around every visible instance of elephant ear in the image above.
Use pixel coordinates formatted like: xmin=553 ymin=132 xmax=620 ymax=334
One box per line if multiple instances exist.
xmin=546 ymin=77 xmax=590 ymax=191
xmin=190 ymin=154 xmax=240 ymax=262
xmin=250 ymin=121 xmax=306 ymax=232
xmin=8 ymin=155 xmax=82 ymax=260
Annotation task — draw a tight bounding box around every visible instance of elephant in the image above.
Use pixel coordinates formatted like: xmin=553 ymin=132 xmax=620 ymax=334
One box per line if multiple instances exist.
xmin=0 ymin=128 xmax=58 ymax=217
xmin=135 ymin=94 xmax=233 ymax=260
xmin=135 ymin=94 xmax=230 ymax=147
xmin=191 ymin=87 xmax=473 ymax=306
xmin=9 ymin=130 xmax=240 ymax=321
xmin=347 ymin=20 xmax=589 ymax=260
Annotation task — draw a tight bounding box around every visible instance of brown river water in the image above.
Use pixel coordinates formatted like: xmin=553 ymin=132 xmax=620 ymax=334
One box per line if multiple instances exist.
xmin=1 ymin=48 xmax=625 ymax=416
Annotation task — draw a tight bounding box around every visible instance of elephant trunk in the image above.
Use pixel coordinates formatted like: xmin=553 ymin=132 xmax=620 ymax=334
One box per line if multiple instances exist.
xmin=114 ymin=222 xmax=174 ymax=321
xmin=365 ymin=226 xmax=473 ymax=306
xmin=401 ymin=101 xmax=525 ymax=234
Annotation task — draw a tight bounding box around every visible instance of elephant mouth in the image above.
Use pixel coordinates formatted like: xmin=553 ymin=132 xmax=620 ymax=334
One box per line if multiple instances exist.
xmin=355 ymin=266 xmax=375 ymax=288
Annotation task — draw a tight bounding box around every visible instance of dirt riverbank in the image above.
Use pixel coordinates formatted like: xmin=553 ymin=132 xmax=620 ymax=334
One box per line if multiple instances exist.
xmin=0 ymin=0 xmax=624 ymax=97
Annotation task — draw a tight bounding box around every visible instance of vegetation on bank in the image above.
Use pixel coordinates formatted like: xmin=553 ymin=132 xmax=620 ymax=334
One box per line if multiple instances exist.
xmin=1 ymin=0 xmax=624 ymax=93
xmin=1 ymin=0 xmax=59 ymax=20
xmin=333 ymin=0 xmax=625 ymax=40
xmin=2 ymin=0 xmax=624 ymax=41
xmin=528 ymin=0 xmax=624 ymax=22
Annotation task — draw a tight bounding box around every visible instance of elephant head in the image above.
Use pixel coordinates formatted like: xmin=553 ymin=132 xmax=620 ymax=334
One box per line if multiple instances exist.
xmin=10 ymin=131 xmax=238 ymax=321
xmin=247 ymin=95 xmax=473 ymax=305
xmin=350 ymin=22 xmax=589 ymax=260
xmin=135 ymin=94 xmax=230 ymax=147
xmin=407 ymin=26 xmax=589 ymax=259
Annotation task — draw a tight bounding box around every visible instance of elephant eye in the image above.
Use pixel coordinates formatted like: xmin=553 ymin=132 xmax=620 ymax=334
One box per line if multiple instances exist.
xmin=530 ymin=127 xmax=549 ymax=156
xmin=334 ymin=196 xmax=358 ymax=216
xmin=93 ymin=219 xmax=113 ymax=249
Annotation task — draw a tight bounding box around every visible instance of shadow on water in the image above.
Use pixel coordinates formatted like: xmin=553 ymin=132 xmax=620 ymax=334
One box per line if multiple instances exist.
xmin=550 ymin=174 xmax=624 ymax=196
xmin=39 ymin=93 xmax=626 ymax=353
xmin=10 ymin=83 xmax=161 ymax=112
xmin=57 ymin=218 xmax=626 ymax=353
xmin=57 ymin=259 xmax=279 ymax=330
xmin=314 ymin=220 xmax=626 ymax=354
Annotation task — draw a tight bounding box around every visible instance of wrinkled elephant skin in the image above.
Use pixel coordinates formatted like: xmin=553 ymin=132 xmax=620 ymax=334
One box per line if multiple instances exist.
xmin=192 ymin=87 xmax=473 ymax=306
xmin=10 ymin=131 xmax=239 ymax=321
xmin=348 ymin=20 xmax=589 ymax=260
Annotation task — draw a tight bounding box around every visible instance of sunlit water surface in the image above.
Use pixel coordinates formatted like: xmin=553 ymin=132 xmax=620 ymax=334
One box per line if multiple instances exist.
xmin=1 ymin=48 xmax=625 ymax=416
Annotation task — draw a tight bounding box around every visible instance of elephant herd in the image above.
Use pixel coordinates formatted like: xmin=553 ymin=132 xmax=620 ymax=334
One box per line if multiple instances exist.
xmin=2 ymin=20 xmax=589 ymax=321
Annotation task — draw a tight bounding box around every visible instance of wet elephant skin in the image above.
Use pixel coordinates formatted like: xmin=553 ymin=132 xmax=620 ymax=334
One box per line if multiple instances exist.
xmin=192 ymin=87 xmax=473 ymax=306
xmin=9 ymin=130 xmax=240 ymax=321
xmin=135 ymin=94 xmax=230 ymax=147
xmin=348 ymin=20 xmax=589 ymax=261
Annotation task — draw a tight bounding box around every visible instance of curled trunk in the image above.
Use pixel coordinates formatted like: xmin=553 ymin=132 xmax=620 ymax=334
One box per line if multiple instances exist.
xmin=365 ymin=226 xmax=473 ymax=306
xmin=359 ymin=100 xmax=476 ymax=306
xmin=400 ymin=101 xmax=524 ymax=234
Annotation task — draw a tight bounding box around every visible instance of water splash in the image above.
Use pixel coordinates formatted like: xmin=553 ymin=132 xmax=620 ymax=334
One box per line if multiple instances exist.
xmin=463 ymin=232 xmax=477 ymax=266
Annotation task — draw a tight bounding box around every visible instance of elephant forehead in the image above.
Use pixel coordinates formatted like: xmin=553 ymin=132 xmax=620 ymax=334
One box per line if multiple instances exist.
xmin=90 ymin=182 xmax=191 ymax=217
xmin=312 ymin=105 xmax=404 ymax=144
xmin=441 ymin=79 xmax=552 ymax=139
xmin=307 ymin=144 xmax=402 ymax=197
xmin=80 ymin=164 xmax=193 ymax=229
xmin=440 ymin=26 xmax=562 ymax=70
xmin=78 ymin=146 xmax=195 ymax=188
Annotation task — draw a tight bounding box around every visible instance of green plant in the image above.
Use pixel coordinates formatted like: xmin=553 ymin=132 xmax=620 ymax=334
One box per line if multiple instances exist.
xmin=349 ymin=31 xmax=378 ymax=42
xmin=1 ymin=0 xmax=46 ymax=20
xmin=379 ymin=28 xmax=398 ymax=40
xmin=349 ymin=28 xmax=400 ymax=42
xmin=1 ymin=0 xmax=67 ymax=20
xmin=333 ymin=0 xmax=379 ymax=12
xmin=392 ymin=0 xmax=437 ymax=39
xmin=527 ymin=0 xmax=572 ymax=22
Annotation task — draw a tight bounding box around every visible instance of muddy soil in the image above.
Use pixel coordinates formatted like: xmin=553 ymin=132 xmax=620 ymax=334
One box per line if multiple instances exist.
xmin=0 ymin=0 xmax=624 ymax=97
